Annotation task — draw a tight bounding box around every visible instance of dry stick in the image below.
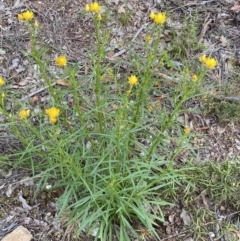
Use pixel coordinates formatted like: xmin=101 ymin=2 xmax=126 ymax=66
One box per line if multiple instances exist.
xmin=217 ymin=96 xmax=240 ymax=102
xmin=171 ymin=0 xmax=217 ymax=11
xmin=21 ymin=82 xmax=56 ymax=101
xmin=198 ymin=13 xmax=212 ymax=43
xmin=160 ymin=230 xmax=189 ymax=241
xmin=132 ymin=23 xmax=149 ymax=42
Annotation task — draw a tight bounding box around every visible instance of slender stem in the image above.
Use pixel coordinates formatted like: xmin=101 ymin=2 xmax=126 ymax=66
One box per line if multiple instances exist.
xmin=94 ymin=17 xmax=104 ymax=133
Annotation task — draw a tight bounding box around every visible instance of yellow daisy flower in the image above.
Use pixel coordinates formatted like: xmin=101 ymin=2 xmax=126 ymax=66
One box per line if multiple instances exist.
xmin=199 ymin=54 xmax=207 ymax=63
xmin=204 ymin=57 xmax=217 ymax=69
xmin=18 ymin=13 xmax=24 ymax=21
xmin=145 ymin=35 xmax=151 ymax=42
xmin=85 ymin=4 xmax=90 ymax=12
xmin=97 ymin=13 xmax=102 ymax=20
xmin=184 ymin=126 xmax=190 ymax=134
xmin=19 ymin=109 xmax=30 ymax=120
xmin=199 ymin=54 xmax=217 ymax=69
xmin=90 ymin=2 xmax=101 ymax=13
xmin=0 ymin=77 xmax=5 ymax=86
xmin=45 ymin=107 xmax=60 ymax=124
xmin=45 ymin=107 xmax=60 ymax=118
xmin=126 ymin=89 xmax=131 ymax=95
xmin=18 ymin=10 xmax=34 ymax=21
xmin=34 ymin=20 xmax=39 ymax=28
xmin=153 ymin=12 xmax=166 ymax=24
xmin=55 ymin=55 xmax=67 ymax=67
xmin=128 ymin=75 xmax=138 ymax=86
xmin=149 ymin=11 xmax=155 ymax=20
xmin=50 ymin=117 xmax=57 ymax=124
xmin=192 ymin=74 xmax=198 ymax=82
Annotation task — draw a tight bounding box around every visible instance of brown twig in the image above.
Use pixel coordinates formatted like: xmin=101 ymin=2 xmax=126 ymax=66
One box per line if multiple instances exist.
xmin=198 ymin=13 xmax=213 ymax=43
xmin=21 ymin=83 xmax=56 ymax=101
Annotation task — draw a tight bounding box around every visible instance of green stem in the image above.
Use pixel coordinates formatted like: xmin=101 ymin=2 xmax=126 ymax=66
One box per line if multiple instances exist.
xmin=94 ymin=17 xmax=104 ymax=133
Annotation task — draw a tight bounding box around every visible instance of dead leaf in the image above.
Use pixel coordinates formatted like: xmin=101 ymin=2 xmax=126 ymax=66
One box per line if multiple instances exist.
xmin=56 ymin=79 xmax=69 ymax=86
xmin=180 ymin=209 xmax=191 ymax=226
xmin=19 ymin=192 xmax=32 ymax=211
xmin=154 ymin=96 xmax=166 ymax=101
xmin=30 ymin=96 xmax=39 ymax=103
xmin=200 ymin=191 xmax=210 ymax=210
xmin=13 ymin=0 xmax=23 ymax=8
xmin=195 ymin=126 xmax=210 ymax=132
xmin=118 ymin=6 xmax=125 ymax=14
xmin=6 ymin=184 xmax=13 ymax=197
xmin=220 ymin=35 xmax=228 ymax=47
xmin=230 ymin=5 xmax=240 ymax=12
xmin=18 ymin=79 xmax=30 ymax=86
xmin=233 ymin=230 xmax=240 ymax=239
xmin=84 ymin=65 xmax=89 ymax=75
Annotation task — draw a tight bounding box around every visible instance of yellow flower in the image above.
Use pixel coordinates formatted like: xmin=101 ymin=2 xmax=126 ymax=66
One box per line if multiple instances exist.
xmin=85 ymin=4 xmax=90 ymax=12
xmin=153 ymin=12 xmax=166 ymax=24
xmin=204 ymin=57 xmax=217 ymax=69
xmin=97 ymin=13 xmax=102 ymax=20
xmin=148 ymin=105 xmax=153 ymax=112
xmin=199 ymin=54 xmax=217 ymax=69
xmin=45 ymin=107 xmax=60 ymax=118
xmin=184 ymin=126 xmax=190 ymax=134
xmin=1 ymin=93 xmax=5 ymax=98
xmin=0 ymin=77 xmax=5 ymax=86
xmin=146 ymin=35 xmax=151 ymax=42
xmin=55 ymin=55 xmax=67 ymax=67
xmin=45 ymin=107 xmax=60 ymax=124
xmin=50 ymin=117 xmax=57 ymax=124
xmin=149 ymin=11 xmax=155 ymax=20
xmin=192 ymin=74 xmax=198 ymax=82
xmin=18 ymin=13 xmax=24 ymax=20
xmin=19 ymin=109 xmax=30 ymax=120
xmin=24 ymin=10 xmax=34 ymax=20
xmin=199 ymin=54 xmax=207 ymax=63
xmin=90 ymin=2 xmax=101 ymax=13
xmin=126 ymin=89 xmax=131 ymax=95
xmin=128 ymin=75 xmax=138 ymax=86
xmin=34 ymin=20 xmax=39 ymax=28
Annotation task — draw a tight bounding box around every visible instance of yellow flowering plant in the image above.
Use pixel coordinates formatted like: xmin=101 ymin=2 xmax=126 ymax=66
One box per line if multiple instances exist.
xmin=4 ymin=3 xmax=223 ymax=241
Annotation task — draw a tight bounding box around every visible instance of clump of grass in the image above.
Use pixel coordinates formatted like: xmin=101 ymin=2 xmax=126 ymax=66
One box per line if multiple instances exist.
xmin=204 ymin=97 xmax=240 ymax=123
xmin=0 ymin=4 xmax=219 ymax=241
xmin=177 ymin=160 xmax=240 ymax=240
xmin=118 ymin=9 xmax=132 ymax=26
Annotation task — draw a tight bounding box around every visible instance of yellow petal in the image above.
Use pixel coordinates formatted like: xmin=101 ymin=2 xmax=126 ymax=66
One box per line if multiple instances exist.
xmin=149 ymin=11 xmax=155 ymax=20
xmin=55 ymin=55 xmax=67 ymax=67
xmin=85 ymin=4 xmax=90 ymax=12
xmin=153 ymin=12 xmax=166 ymax=24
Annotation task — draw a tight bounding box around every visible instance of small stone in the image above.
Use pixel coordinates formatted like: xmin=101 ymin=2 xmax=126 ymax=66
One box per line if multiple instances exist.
xmin=220 ymin=205 xmax=226 ymax=211
xmin=2 ymin=226 xmax=33 ymax=241
xmin=208 ymin=232 xmax=215 ymax=238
